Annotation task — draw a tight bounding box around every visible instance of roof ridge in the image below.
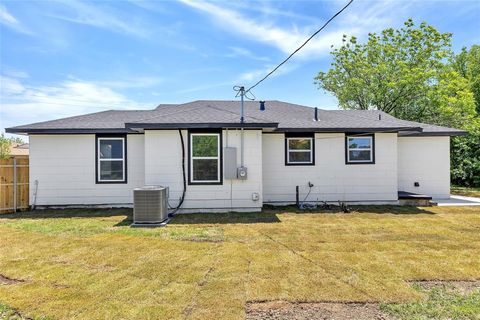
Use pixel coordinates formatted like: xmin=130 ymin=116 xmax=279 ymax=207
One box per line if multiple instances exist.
xmin=329 ymin=109 xmax=415 ymax=127
xmin=129 ymin=105 xmax=206 ymax=123
xmin=205 ymin=104 xmax=272 ymax=123
xmin=389 ymin=118 xmax=461 ymax=130
xmin=154 ymin=103 xmax=179 ymax=110
xmin=107 ymin=109 xmax=156 ymax=112
xmin=265 ymin=100 xmax=324 ymax=111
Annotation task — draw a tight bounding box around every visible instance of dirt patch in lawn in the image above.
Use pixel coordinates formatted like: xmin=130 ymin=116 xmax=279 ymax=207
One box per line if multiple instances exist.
xmin=411 ymin=279 xmax=480 ymax=294
xmin=0 ymin=273 xmax=25 ymax=285
xmin=246 ymin=300 xmax=393 ymax=320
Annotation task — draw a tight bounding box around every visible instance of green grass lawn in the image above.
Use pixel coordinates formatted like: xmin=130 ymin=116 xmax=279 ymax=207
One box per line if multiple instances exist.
xmin=1 ymin=206 xmax=479 ymax=319
xmin=451 ymin=186 xmax=480 ymax=198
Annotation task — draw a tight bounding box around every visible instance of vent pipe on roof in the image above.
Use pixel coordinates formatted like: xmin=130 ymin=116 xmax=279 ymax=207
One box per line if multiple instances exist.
xmin=314 ymin=107 xmax=318 ymax=121
xmin=259 ymin=101 xmax=266 ymax=111
xmin=379 ymin=114 xmax=382 ymax=120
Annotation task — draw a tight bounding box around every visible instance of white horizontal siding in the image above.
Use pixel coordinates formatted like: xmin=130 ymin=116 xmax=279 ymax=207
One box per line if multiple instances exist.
xmin=28 ymin=131 xmax=450 ymax=208
xmin=398 ymin=136 xmax=450 ymax=199
xmin=144 ymin=129 xmax=262 ymax=211
xmin=262 ymin=133 xmax=399 ymax=203
xmin=29 ymin=134 xmax=145 ymax=205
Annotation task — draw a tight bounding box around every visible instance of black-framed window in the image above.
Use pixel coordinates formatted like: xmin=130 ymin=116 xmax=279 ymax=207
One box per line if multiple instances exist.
xmin=345 ymin=134 xmax=375 ymax=164
xmin=96 ymin=135 xmax=127 ymax=183
xmin=285 ymin=133 xmax=315 ymax=166
xmin=188 ymin=130 xmax=222 ymax=185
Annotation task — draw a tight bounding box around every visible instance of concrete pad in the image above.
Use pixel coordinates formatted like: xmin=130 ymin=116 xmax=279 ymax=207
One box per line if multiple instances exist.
xmin=130 ymin=218 xmax=171 ymax=227
xmin=435 ymin=195 xmax=480 ymax=206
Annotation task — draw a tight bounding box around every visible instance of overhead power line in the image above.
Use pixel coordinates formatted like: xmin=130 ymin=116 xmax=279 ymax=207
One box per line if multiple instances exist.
xmin=245 ymin=0 xmax=354 ymax=93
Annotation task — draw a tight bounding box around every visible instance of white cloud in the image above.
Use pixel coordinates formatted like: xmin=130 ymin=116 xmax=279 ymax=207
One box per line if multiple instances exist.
xmin=1 ymin=76 xmax=26 ymax=95
xmin=0 ymin=4 xmax=32 ymax=34
xmin=179 ymin=0 xmax=418 ymax=59
xmin=127 ymin=0 xmax=169 ymax=13
xmin=229 ymin=1 xmax=320 ymax=23
xmin=0 ymin=5 xmax=17 ymax=25
xmin=237 ymin=63 xmax=298 ymax=83
xmin=89 ymin=76 xmax=165 ymax=89
xmin=0 ymin=74 xmax=154 ymax=132
xmin=338 ymin=0 xmax=413 ymax=34
xmin=178 ymin=0 xmax=350 ymax=58
xmin=237 ymin=69 xmax=266 ymax=83
xmin=3 ymin=69 xmax=29 ymax=79
xmin=224 ymin=47 xmax=270 ymax=61
xmin=48 ymin=0 xmax=150 ymax=37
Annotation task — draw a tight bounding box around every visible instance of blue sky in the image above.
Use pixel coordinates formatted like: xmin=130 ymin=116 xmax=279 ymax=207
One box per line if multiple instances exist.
xmin=1 ymin=0 xmax=479 ymax=136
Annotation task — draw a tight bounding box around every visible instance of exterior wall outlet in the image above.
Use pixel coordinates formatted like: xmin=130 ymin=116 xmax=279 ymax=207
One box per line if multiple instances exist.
xmin=237 ymin=166 xmax=248 ymax=180
xmin=252 ymin=192 xmax=259 ymax=201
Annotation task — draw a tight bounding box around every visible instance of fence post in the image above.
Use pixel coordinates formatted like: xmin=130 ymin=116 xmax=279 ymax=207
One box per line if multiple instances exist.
xmin=13 ymin=157 xmax=17 ymax=213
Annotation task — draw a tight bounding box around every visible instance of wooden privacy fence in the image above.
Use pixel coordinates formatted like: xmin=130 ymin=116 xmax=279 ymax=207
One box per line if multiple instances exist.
xmin=0 ymin=156 xmax=29 ymax=213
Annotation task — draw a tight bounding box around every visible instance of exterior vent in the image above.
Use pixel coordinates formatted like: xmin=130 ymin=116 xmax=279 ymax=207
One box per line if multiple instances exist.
xmin=133 ymin=186 xmax=168 ymax=224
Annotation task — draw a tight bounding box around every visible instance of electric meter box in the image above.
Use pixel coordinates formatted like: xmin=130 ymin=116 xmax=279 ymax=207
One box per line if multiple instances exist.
xmin=237 ymin=166 xmax=248 ymax=180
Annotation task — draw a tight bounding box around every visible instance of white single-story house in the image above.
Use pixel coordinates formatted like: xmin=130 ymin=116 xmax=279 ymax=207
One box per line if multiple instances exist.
xmin=6 ymin=100 xmax=465 ymax=212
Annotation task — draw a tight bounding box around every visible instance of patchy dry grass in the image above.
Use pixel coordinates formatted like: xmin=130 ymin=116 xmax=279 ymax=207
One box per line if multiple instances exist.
xmin=452 ymin=186 xmax=480 ymax=198
xmin=382 ymin=282 xmax=480 ymax=319
xmin=0 ymin=206 xmax=479 ymax=319
xmin=0 ymin=302 xmax=52 ymax=320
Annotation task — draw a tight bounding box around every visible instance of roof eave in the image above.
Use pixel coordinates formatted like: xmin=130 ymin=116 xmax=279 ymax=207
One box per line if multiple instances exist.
xmin=398 ymin=130 xmax=468 ymax=137
xmin=7 ymin=125 xmax=427 ymax=134
xmin=273 ymin=126 xmax=423 ymax=133
xmin=5 ymin=128 xmax=134 ymax=134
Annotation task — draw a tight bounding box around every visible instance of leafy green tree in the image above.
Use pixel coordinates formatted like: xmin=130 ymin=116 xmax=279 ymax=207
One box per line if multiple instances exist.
xmin=315 ymin=20 xmax=479 ymax=187
xmin=450 ymin=121 xmax=480 ymax=187
xmin=0 ymin=134 xmax=24 ymax=159
xmin=0 ymin=134 xmax=13 ymax=159
xmin=315 ymin=19 xmax=476 ymax=126
xmin=450 ymin=45 xmax=480 ymax=187
xmin=452 ymin=45 xmax=480 ymax=113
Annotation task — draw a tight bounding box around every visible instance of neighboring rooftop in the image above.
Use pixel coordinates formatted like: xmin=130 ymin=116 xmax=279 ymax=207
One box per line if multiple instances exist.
xmin=9 ymin=143 xmax=29 ymax=156
xmin=6 ymin=100 xmax=466 ymax=136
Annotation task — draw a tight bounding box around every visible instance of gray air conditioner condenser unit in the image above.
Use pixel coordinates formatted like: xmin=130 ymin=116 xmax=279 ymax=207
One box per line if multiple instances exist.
xmin=133 ymin=186 xmax=168 ymax=224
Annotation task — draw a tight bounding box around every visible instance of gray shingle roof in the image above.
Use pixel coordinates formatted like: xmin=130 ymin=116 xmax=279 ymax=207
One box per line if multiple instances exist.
xmin=6 ymin=100 xmax=466 ymax=136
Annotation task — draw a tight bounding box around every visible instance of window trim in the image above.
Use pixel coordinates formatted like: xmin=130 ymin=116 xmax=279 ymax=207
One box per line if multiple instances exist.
xmin=345 ymin=133 xmax=375 ymax=165
xmin=95 ymin=134 xmax=127 ymax=184
xmin=284 ymin=133 xmax=315 ymax=166
xmin=188 ymin=130 xmax=223 ymax=185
